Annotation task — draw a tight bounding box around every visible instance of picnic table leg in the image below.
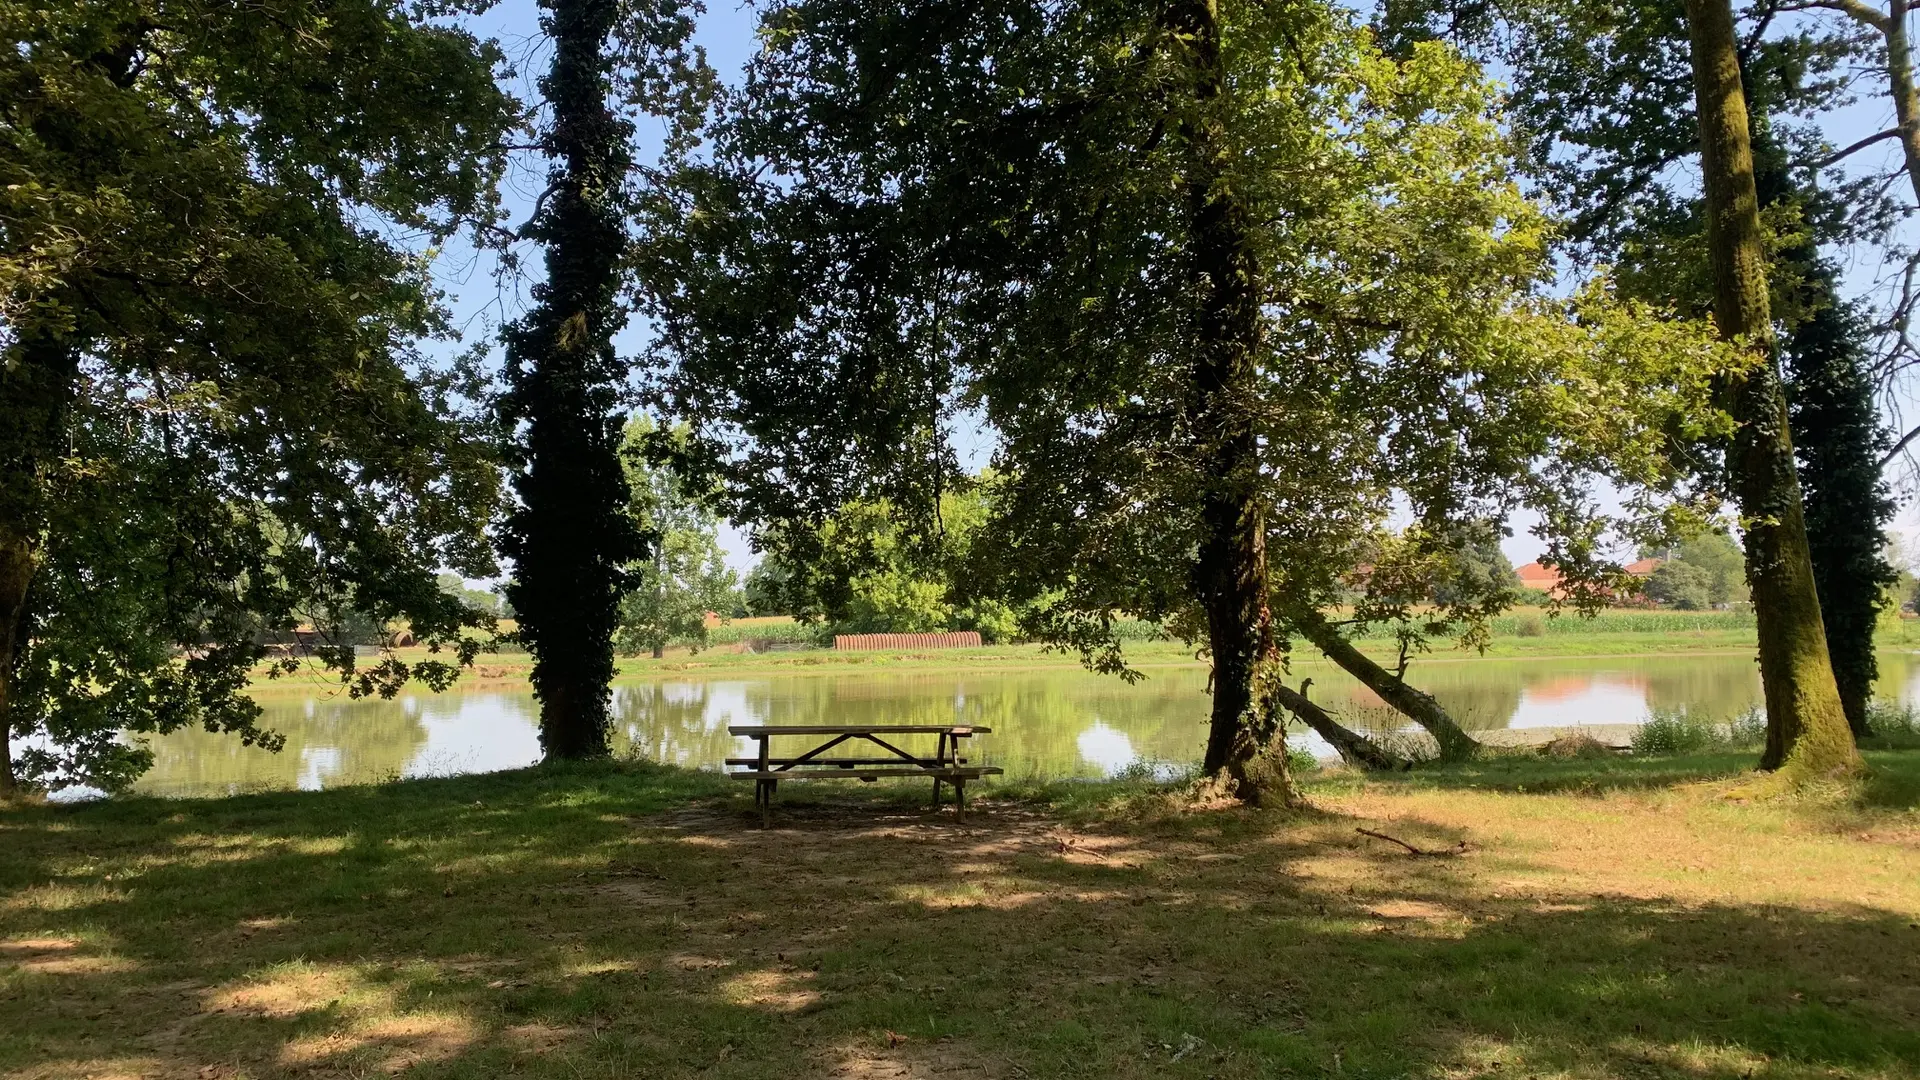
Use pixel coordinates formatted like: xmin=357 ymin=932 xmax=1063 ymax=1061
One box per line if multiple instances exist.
xmin=931 ymin=776 xmax=942 ymax=809
xmin=755 ymin=734 xmax=773 ymax=828
xmin=954 ymin=775 xmax=966 ymax=822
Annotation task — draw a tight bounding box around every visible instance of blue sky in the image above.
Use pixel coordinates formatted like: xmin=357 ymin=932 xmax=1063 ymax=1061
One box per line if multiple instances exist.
xmin=433 ymin=0 xmax=1920 ymax=577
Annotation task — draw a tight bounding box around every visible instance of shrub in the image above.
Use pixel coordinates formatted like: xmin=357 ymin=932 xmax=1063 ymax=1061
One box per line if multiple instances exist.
xmin=1864 ymin=700 xmax=1920 ymax=747
xmin=1726 ymin=707 xmax=1767 ymax=748
xmin=1514 ymin=613 xmax=1546 ymax=637
xmin=1631 ymin=709 xmax=1723 ymax=754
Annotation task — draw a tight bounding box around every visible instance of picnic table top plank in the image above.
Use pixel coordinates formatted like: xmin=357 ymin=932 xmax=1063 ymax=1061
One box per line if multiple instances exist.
xmin=730 ymin=766 xmax=1003 ymax=780
xmin=727 ymin=724 xmax=989 ymax=736
xmin=724 ymin=757 xmax=977 ymax=767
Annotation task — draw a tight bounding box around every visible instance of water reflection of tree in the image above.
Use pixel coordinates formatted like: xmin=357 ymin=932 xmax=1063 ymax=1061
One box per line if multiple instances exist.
xmin=136 ymin=696 xmax=429 ymax=797
xmin=611 ymin=683 xmax=747 ymax=769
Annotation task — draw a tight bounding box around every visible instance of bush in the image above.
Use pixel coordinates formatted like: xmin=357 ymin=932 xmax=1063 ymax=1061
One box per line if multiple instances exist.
xmin=1514 ymin=613 xmax=1546 ymax=637
xmin=1865 ymin=700 xmax=1920 ymax=746
xmin=1726 ymin=707 xmax=1767 ymax=747
xmin=1632 ymin=709 xmax=1724 ymax=754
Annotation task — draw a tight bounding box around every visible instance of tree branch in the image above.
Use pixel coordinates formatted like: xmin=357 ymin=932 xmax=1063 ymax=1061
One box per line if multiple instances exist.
xmin=1817 ymin=126 xmax=1905 ymax=168
xmin=1778 ymin=0 xmax=1892 ymax=32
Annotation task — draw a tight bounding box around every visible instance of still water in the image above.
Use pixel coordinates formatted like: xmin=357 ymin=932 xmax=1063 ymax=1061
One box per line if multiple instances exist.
xmin=134 ymin=652 xmax=1920 ymax=798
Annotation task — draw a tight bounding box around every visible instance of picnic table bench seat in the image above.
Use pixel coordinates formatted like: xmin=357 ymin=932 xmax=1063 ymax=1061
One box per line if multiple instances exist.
xmin=727 ymin=724 xmax=1003 ymax=826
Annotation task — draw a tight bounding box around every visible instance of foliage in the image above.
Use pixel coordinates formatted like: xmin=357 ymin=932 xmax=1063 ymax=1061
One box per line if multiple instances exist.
xmin=1671 ymin=528 xmax=1746 ymax=606
xmin=615 ymin=417 xmax=738 ymax=656
xmin=1428 ymin=521 xmax=1522 ymax=610
xmin=639 ymin=0 xmax=1732 ymax=794
xmin=1375 ymin=0 xmax=1880 ymax=262
xmin=741 ymin=560 xmax=796 ymax=617
xmin=1381 ymin=0 xmax=1885 ymax=769
xmin=0 ymin=0 xmax=520 ymax=791
xmin=1786 ymin=281 xmax=1898 ymax=732
xmin=1863 ymin=700 xmax=1920 ymax=748
xmin=496 ymin=0 xmax=707 ymax=759
xmin=1644 ymin=559 xmax=1715 ymax=610
xmin=437 ymin=574 xmax=505 ymax=618
xmin=1630 ymin=707 xmax=1767 ymax=755
xmin=750 ymin=482 xmax=1031 ymax=642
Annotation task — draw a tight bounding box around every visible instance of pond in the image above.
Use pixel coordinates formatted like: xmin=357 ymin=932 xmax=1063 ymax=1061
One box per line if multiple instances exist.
xmin=130 ymin=651 xmax=1920 ymax=798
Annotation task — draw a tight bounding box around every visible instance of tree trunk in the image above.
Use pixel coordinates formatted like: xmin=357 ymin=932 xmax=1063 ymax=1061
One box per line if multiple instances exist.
xmin=1869 ymin=0 xmax=1920 ymax=210
xmin=1684 ymin=0 xmax=1862 ymax=779
xmin=1271 ymin=682 xmax=1408 ymax=771
xmin=1788 ymin=289 xmax=1893 ymax=737
xmin=0 ymin=532 xmax=25 ymax=797
xmin=1282 ymin=601 xmax=1479 ymax=759
xmin=499 ymin=0 xmax=644 ymax=761
xmin=1169 ymin=0 xmax=1292 ymax=805
xmin=651 ymin=642 xmax=665 ymax=659
xmin=1751 ymin=116 xmax=1898 ymax=741
xmin=0 ymin=325 xmax=79 ymax=795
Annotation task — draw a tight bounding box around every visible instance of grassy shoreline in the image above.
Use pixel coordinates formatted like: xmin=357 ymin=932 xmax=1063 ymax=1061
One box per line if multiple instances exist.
xmin=4 ymin=752 xmax=1916 ymax=1079
xmin=245 ymin=616 xmax=1920 ymax=698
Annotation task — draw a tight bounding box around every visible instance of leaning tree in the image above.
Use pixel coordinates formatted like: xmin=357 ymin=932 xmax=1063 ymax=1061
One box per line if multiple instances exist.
xmin=0 ymin=0 xmax=518 ymax=792
xmin=638 ymin=0 xmax=1729 ymax=799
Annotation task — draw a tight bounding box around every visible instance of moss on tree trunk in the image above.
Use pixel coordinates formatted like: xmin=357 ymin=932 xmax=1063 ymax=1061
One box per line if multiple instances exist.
xmin=1683 ymin=0 xmax=1861 ymax=780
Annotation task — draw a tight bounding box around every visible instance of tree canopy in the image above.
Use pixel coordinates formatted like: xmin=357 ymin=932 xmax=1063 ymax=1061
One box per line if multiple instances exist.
xmin=1 ymin=0 xmax=519 ymax=791
xmin=639 ymin=0 xmax=1733 ymax=798
xmin=616 ymin=417 xmax=738 ymax=658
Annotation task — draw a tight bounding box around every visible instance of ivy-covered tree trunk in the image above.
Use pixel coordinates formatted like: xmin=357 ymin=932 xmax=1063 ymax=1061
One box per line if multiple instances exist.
xmin=1170 ymin=0 xmax=1292 ymax=804
xmin=1683 ymin=0 xmax=1861 ymax=778
xmin=1785 ymin=281 xmax=1896 ymax=736
xmin=1282 ymin=600 xmax=1478 ymax=759
xmin=1743 ymin=127 xmax=1898 ymax=741
xmin=499 ymin=0 xmax=645 ymax=760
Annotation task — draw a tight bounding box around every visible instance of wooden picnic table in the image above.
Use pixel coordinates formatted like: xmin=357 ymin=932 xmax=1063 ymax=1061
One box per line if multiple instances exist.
xmin=727 ymin=724 xmax=1003 ymax=827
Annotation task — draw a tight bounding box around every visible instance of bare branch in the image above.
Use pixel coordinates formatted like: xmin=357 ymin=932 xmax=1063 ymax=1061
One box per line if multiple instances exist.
xmin=1880 ymin=422 xmax=1920 ymax=466
xmin=1817 ymin=126 xmax=1905 ymax=168
xmin=1778 ymin=0 xmax=1893 ymax=33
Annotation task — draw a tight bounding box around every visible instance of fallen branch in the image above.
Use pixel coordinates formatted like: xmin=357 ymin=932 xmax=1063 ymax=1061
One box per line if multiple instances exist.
xmin=1355 ymin=827 xmax=1470 ymax=857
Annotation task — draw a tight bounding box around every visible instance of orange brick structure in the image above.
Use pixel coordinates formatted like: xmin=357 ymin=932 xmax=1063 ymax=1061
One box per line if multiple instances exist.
xmin=833 ymin=631 xmax=984 ymax=651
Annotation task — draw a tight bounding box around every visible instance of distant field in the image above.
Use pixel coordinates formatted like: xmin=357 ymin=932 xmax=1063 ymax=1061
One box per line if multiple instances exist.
xmin=238 ymin=606 xmax=1920 ymax=697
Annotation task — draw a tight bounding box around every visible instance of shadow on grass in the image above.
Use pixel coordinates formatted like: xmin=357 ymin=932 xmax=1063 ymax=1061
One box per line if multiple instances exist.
xmin=1 ymin=758 xmax=1917 ymax=1079
xmin=1312 ymin=746 xmax=1920 ymax=808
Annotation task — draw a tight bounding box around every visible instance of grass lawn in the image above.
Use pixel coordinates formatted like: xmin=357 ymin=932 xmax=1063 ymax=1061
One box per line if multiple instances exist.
xmin=4 ymin=751 xmax=1918 ymax=1079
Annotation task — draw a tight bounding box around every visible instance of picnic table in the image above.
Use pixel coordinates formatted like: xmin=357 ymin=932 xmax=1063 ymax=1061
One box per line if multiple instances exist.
xmin=727 ymin=724 xmax=1004 ymax=827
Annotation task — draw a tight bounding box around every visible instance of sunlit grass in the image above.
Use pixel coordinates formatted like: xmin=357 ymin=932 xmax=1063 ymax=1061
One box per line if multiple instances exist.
xmin=2 ymin=753 xmax=1917 ymax=1079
